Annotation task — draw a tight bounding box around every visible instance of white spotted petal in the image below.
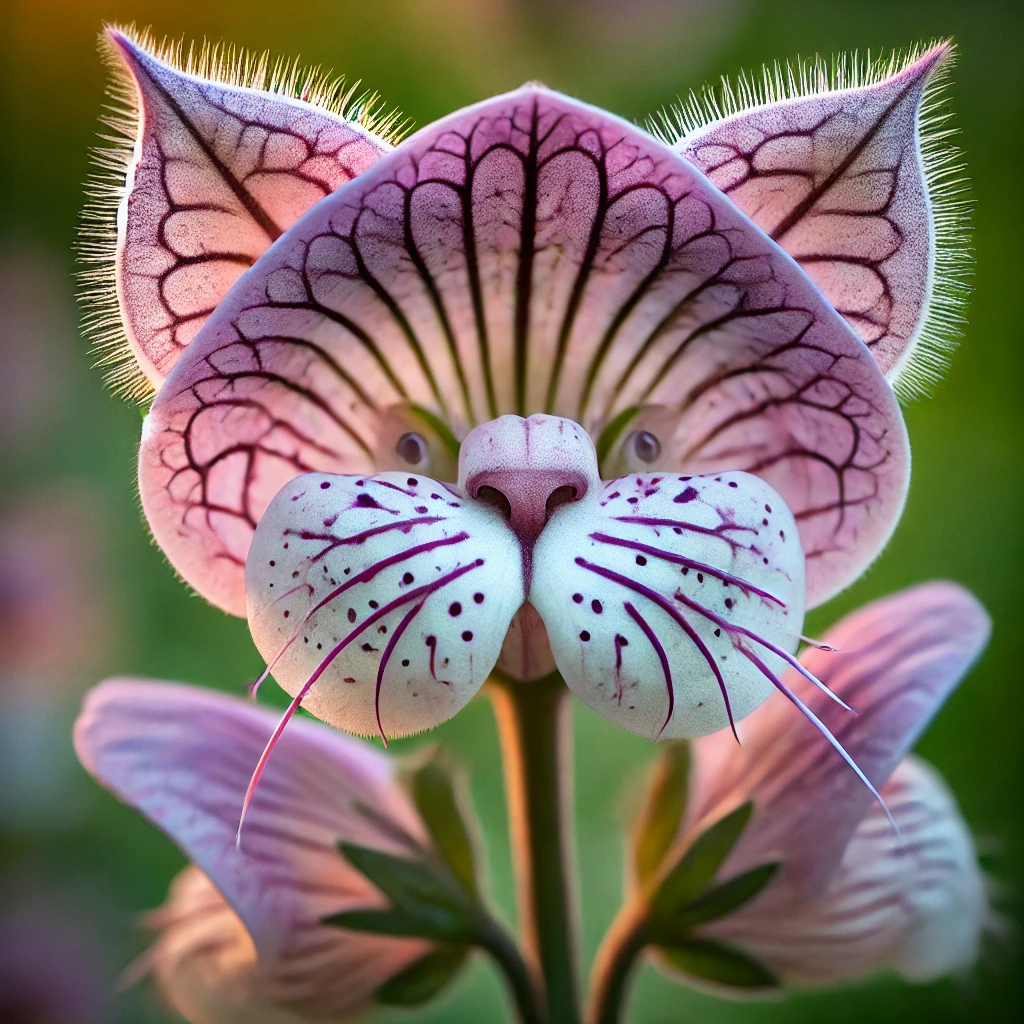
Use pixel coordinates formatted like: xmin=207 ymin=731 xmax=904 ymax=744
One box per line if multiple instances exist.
xmin=247 ymin=471 xmax=524 ymax=741
xmin=531 ymin=469 xmax=805 ymax=740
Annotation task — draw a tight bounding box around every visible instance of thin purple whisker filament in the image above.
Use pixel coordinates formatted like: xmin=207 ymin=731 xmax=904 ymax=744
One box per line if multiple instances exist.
xmin=668 ymin=585 xmax=854 ymax=713
xmin=589 ymin=532 xmax=786 ymax=606
xmin=374 ymin=599 xmax=427 ymax=747
xmin=575 ymin=558 xmax=738 ymax=740
xmin=236 ymin=559 xmax=484 ymax=843
xmin=736 ymin=643 xmax=896 ymax=832
xmin=290 ymin=514 xmax=447 ymax=562
xmin=249 ymin=531 xmax=470 ymax=695
xmin=623 ymin=601 xmax=675 ymax=740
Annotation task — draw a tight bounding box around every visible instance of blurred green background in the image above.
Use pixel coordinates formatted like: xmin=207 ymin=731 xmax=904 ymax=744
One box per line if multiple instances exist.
xmin=0 ymin=0 xmax=1021 ymax=1020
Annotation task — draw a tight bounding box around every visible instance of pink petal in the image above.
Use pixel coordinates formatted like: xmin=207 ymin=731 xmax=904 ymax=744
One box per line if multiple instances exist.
xmin=531 ymin=468 xmax=806 ymax=740
xmin=139 ymin=85 xmax=908 ymax=613
xmin=101 ymin=28 xmax=391 ymax=390
xmin=703 ymin=757 xmax=987 ymax=989
xmin=689 ymin=581 xmax=990 ymax=897
xmin=676 ymin=44 xmax=958 ymax=392
xmin=247 ymin=470 xmax=524 ymax=740
xmin=73 ymin=679 xmax=428 ymax=972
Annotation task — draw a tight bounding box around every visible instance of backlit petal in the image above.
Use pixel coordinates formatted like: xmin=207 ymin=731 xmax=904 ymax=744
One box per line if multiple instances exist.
xmin=73 ymin=679 xmax=429 ymax=1006
xmin=689 ymin=581 xmax=990 ymax=896
xmin=139 ymin=85 xmax=908 ymax=613
xmin=530 ymin=470 xmax=805 ymax=740
xmin=146 ymin=868 xmax=311 ymax=1024
xmin=674 ymin=44 xmax=964 ymax=395
xmin=701 ymin=757 xmax=987 ymax=989
xmin=247 ymin=472 xmax=524 ymax=740
xmin=89 ymin=28 xmax=392 ymax=395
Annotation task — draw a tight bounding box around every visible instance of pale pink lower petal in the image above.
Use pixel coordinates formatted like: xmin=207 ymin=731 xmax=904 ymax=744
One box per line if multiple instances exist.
xmin=702 ymin=757 xmax=987 ymax=989
xmin=149 ymin=866 xmax=417 ymax=1023
xmin=73 ymin=679 xmax=428 ymax=979
xmin=689 ymin=581 xmax=990 ymax=896
xmin=139 ymin=85 xmax=907 ymax=614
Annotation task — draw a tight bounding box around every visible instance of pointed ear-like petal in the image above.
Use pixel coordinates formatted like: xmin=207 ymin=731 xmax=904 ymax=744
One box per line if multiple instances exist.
xmin=247 ymin=471 xmax=524 ymax=741
xmin=84 ymin=28 xmax=394 ymax=397
xmin=673 ymin=44 xmax=966 ymax=395
xmin=689 ymin=581 xmax=990 ymax=896
xmin=73 ymin=679 xmax=430 ymax=998
xmin=701 ymin=757 xmax=987 ymax=991
xmin=530 ymin=470 xmax=806 ymax=740
xmin=139 ymin=85 xmax=908 ymax=612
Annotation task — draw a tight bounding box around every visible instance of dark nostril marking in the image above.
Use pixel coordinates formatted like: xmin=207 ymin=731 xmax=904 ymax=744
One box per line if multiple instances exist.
xmin=475 ymin=485 xmax=512 ymax=520
xmin=545 ymin=485 xmax=578 ymax=517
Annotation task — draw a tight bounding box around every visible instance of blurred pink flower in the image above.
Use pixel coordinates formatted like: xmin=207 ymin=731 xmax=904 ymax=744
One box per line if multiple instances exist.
xmin=74 ymin=681 xmax=435 ymax=1023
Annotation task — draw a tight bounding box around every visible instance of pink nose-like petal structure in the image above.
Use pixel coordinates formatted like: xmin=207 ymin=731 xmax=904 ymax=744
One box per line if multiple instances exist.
xmin=459 ymin=415 xmax=601 ymax=584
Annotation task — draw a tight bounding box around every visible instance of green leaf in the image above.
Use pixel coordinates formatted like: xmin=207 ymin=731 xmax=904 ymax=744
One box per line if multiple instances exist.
xmin=325 ymin=904 xmax=473 ymax=941
xmin=651 ymin=802 xmax=753 ymax=916
xmin=595 ymin=405 xmax=642 ymax=464
xmin=409 ymin=749 xmax=479 ymax=897
xmin=658 ymin=938 xmax=779 ymax=991
xmin=334 ymin=842 xmax=478 ymax=940
xmin=657 ymin=863 xmax=780 ymax=937
xmin=633 ymin=741 xmax=691 ymax=884
xmin=377 ymin=945 xmax=469 ymax=1006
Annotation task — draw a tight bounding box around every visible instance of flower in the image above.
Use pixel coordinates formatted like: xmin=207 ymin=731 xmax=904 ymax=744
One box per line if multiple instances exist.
xmin=653 ymin=582 xmax=991 ymax=992
xmin=84 ymin=29 xmax=965 ymax=766
xmin=73 ymin=680 xmax=436 ymax=1023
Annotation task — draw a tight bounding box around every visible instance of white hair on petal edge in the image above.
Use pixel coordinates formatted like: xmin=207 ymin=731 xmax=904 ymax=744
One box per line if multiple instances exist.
xmin=76 ymin=23 xmax=411 ymax=404
xmin=649 ymin=41 xmax=971 ymax=402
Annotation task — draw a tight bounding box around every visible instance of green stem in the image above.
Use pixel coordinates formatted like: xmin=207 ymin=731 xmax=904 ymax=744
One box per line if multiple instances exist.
xmin=490 ymin=673 xmax=580 ymax=1024
xmin=587 ymin=898 xmax=650 ymax=1024
xmin=478 ymin=918 xmax=546 ymax=1024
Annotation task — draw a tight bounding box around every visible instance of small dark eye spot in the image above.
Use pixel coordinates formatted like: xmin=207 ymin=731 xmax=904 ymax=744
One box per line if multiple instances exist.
xmin=403 ymin=572 xmax=414 ymax=584
xmin=591 ymin=599 xmax=603 ymax=614
xmin=474 ymin=592 xmax=484 ymax=603
xmin=572 ymin=593 xmax=584 ymax=603
xmin=579 ymin=630 xmax=591 ymax=642
xmin=462 ymin=630 xmax=473 ymax=641
xmin=401 ymin=659 xmax=410 ymax=667
xmin=630 ymin=429 xmax=661 ymax=464
xmin=449 ymin=602 xmax=462 ymax=617
xmin=368 ymin=600 xmax=379 ymax=609
xmin=635 ymin=555 xmax=647 ymax=566
xmin=320 ymin=481 xmax=331 ymax=489
xmin=396 ymin=432 xmax=427 ymax=465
